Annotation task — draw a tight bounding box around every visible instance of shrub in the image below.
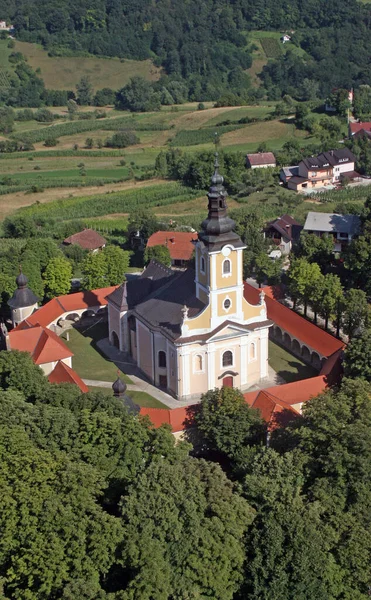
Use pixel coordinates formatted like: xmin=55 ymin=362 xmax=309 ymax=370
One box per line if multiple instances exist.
xmin=106 ymin=130 xmax=139 ymax=148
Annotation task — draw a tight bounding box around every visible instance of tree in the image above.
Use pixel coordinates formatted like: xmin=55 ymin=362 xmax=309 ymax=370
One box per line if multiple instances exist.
xmin=119 ymin=459 xmax=253 ymax=600
xmin=191 ymin=387 xmax=266 ymax=471
xmin=144 ymin=244 xmax=171 ymax=267
xmin=24 ymin=238 xmax=62 ymax=270
xmin=115 ymin=76 xmax=161 ymax=112
xmin=0 ymin=350 xmax=48 ymax=402
xmin=297 ymin=232 xmax=334 ymax=271
xmin=318 ymin=273 xmax=343 ymax=330
xmin=93 ymin=87 xmax=115 ymax=106
xmin=81 ymin=252 xmax=106 ymax=290
xmin=240 ymin=449 xmax=341 ymax=600
xmin=343 ymin=330 xmax=371 ymax=381
xmin=102 ymin=245 xmax=130 ymax=285
xmin=0 ymin=106 xmax=15 ymax=134
xmin=76 ymin=76 xmax=93 ymax=105
xmin=232 ymin=208 xmax=267 ymax=277
xmin=105 ymin=130 xmax=139 ymax=148
xmin=342 ymin=288 xmax=368 ymax=339
xmin=288 ymin=258 xmax=322 ymax=315
xmin=85 ymin=137 xmax=94 ymax=149
xmin=43 ymin=257 xmax=72 ymax=298
xmin=255 ymin=252 xmax=283 ymax=286
xmin=67 ymin=99 xmax=78 ymax=119
xmin=81 ymin=246 xmax=130 ymax=290
xmin=0 ymin=425 xmax=123 ymax=599
xmin=127 ymin=209 xmax=160 ymax=241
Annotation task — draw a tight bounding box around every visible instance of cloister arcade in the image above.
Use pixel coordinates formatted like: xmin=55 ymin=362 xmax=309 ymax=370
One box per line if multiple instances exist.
xmin=270 ymin=325 xmax=325 ymax=371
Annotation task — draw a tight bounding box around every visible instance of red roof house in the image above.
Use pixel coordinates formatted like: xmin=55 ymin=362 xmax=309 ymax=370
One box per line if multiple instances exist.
xmin=48 ymin=361 xmax=89 ymax=392
xmin=146 ymin=231 xmax=198 ymax=266
xmin=349 ymin=122 xmax=371 ymax=138
xmin=246 ymin=152 xmax=276 ymax=169
xmin=63 ymin=229 xmax=106 ymax=251
xmin=8 ymin=325 xmax=73 ymax=365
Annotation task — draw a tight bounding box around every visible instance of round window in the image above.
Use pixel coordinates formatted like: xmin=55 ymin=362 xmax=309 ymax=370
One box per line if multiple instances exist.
xmin=224 ymin=298 xmax=231 ymax=310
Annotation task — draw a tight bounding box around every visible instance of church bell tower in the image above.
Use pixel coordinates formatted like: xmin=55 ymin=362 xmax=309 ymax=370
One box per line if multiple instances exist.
xmin=195 ymin=155 xmax=247 ymax=329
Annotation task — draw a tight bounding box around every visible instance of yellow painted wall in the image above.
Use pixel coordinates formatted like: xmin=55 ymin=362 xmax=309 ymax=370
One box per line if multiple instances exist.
xmin=242 ymin=297 xmax=264 ymax=321
xmin=217 ymin=290 xmax=237 ymax=316
xmin=186 ymin=304 xmax=211 ymax=332
xmin=215 ymin=252 xmax=238 ymax=288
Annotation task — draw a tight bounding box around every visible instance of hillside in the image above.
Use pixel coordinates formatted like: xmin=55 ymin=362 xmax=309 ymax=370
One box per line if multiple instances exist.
xmin=13 ymin=42 xmax=161 ymax=91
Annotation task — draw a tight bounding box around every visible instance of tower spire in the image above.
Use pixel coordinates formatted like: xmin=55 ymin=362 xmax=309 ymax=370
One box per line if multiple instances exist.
xmin=198 ymin=155 xmax=244 ymax=251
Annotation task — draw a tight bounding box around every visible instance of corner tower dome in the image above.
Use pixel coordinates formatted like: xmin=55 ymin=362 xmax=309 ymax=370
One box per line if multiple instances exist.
xmin=198 ymin=154 xmax=245 ymax=251
xmin=8 ymin=269 xmax=39 ymax=327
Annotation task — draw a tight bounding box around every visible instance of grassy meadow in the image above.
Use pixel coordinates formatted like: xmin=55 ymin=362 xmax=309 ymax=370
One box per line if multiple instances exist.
xmin=13 ymin=41 xmax=162 ymax=90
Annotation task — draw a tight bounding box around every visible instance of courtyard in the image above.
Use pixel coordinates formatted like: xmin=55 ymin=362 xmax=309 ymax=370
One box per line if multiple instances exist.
xmin=62 ymin=321 xmax=167 ymax=409
xmin=268 ymin=340 xmax=318 ymax=383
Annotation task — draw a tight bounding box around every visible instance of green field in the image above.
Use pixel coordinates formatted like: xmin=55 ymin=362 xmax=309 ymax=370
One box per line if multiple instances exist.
xmin=14 ymin=41 xmax=161 ymax=91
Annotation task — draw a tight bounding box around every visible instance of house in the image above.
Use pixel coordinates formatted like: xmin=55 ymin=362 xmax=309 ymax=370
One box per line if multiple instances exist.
xmin=264 ymin=214 xmax=302 ymax=255
xmin=349 ymin=121 xmax=371 ymax=140
xmin=303 ymin=211 xmax=360 ymax=252
xmin=146 ymin=231 xmax=198 ymax=267
xmin=246 ymin=152 xmax=276 ymax=169
xmin=281 ymin=35 xmax=291 ymax=43
xmin=286 ymin=148 xmax=356 ymax=192
xmin=107 ymin=158 xmax=272 ymax=401
xmin=63 ymin=228 xmax=106 ymax=252
xmin=0 ymin=21 xmax=12 ymax=30
xmin=279 ymin=165 xmax=299 ymax=184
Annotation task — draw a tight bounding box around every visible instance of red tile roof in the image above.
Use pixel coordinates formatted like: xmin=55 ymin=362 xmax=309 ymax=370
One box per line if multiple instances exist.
xmin=349 ymin=122 xmax=371 ymax=135
xmin=248 ymin=389 xmax=300 ymax=430
xmin=140 ymin=406 xmax=192 ymax=432
xmin=9 ymin=325 xmax=73 ymax=364
xmin=244 ymin=283 xmax=344 ymax=357
xmin=17 ymin=287 xmax=118 ymax=329
xmin=246 ymin=152 xmax=276 ymax=166
xmin=48 ymin=361 xmax=88 ymax=392
xmin=146 ymin=231 xmax=197 ymax=261
xmin=63 ymin=229 xmax=106 ymax=250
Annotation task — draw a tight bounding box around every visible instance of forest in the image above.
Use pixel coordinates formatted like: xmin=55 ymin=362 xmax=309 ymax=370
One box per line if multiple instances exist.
xmin=0 ymin=349 xmax=370 ymax=600
xmin=1 ymin=0 xmax=371 ymax=99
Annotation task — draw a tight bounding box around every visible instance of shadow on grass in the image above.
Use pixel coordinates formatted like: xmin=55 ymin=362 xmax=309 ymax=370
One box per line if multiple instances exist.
xmin=276 ymin=360 xmax=318 ymax=384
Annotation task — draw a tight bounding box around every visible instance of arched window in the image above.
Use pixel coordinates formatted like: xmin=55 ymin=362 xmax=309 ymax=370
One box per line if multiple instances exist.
xmin=223 ymin=259 xmax=231 ymax=275
xmin=200 ymin=257 xmax=205 ymax=273
xmin=249 ymin=342 xmax=256 ymax=360
xmin=222 ymin=350 xmax=233 ymax=367
xmin=195 ymin=354 xmax=203 ymax=371
xmin=158 ymin=351 xmax=166 ymax=368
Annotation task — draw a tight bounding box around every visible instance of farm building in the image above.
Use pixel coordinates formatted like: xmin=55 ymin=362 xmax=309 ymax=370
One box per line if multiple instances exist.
xmin=146 ymin=231 xmax=198 ymax=267
xmin=246 ymin=152 xmax=276 ymax=169
xmin=303 ymin=212 xmax=360 ymax=252
xmin=63 ymin=228 xmax=106 ymax=252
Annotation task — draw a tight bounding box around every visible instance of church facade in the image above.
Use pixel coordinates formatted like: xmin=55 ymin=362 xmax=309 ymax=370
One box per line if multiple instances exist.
xmin=107 ymin=158 xmax=272 ymax=401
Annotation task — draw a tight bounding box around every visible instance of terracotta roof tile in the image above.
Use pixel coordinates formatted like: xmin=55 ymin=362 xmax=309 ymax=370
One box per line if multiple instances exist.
xmin=244 ymin=283 xmax=344 ymax=357
xmin=63 ymin=229 xmax=106 ymax=250
xmin=350 ymin=122 xmax=371 ymax=135
xmin=48 ymin=361 xmax=89 ymax=393
xmin=246 ymin=152 xmax=276 ymax=166
xmin=17 ymin=287 xmax=118 ymax=329
xmin=147 ymin=231 xmax=197 ymax=261
xmin=9 ymin=325 xmax=73 ymax=364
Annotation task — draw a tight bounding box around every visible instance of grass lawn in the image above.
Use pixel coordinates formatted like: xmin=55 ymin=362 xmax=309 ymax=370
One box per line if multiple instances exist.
xmin=14 ymin=41 xmax=161 ymax=90
xmin=63 ymin=322 xmax=133 ymax=384
xmin=88 ymin=386 xmax=167 ymax=409
xmin=268 ymin=340 xmax=318 ymax=383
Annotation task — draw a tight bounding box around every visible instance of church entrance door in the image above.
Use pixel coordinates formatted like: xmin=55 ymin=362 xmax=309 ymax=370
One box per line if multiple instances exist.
xmin=223 ymin=376 xmax=233 ymax=388
xmin=159 ymin=375 xmax=167 ymax=388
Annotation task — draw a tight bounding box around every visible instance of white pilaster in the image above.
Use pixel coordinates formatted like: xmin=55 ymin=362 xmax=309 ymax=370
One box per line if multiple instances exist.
xmin=207 ymin=343 xmax=216 ymax=390
xmin=260 ymin=329 xmax=268 ymax=378
xmin=240 ymin=337 xmax=248 ymax=385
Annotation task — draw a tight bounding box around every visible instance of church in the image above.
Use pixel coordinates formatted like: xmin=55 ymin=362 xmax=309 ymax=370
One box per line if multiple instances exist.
xmin=107 ymin=157 xmax=272 ymax=402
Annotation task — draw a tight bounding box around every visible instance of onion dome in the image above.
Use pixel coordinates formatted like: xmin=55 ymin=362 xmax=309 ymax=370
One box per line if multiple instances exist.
xmin=16 ymin=271 xmax=28 ymax=289
xmin=198 ymin=154 xmax=244 ymax=251
xmin=112 ymin=376 xmax=127 ymax=397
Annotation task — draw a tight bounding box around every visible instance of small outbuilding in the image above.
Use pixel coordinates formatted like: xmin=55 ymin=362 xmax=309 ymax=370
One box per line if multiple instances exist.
xmin=63 ymin=228 xmax=106 ymax=252
xmin=246 ymin=152 xmax=276 ymax=169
